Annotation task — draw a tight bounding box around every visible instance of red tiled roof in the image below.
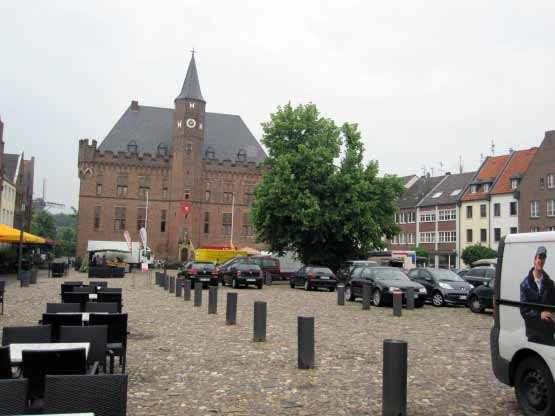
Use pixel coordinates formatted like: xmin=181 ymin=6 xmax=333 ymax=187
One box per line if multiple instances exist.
xmin=491 ymin=148 xmax=537 ymax=194
xmin=461 ymin=154 xmax=510 ymax=202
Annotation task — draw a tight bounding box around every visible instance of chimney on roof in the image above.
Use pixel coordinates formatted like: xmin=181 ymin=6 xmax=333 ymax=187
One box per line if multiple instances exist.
xmin=131 ymin=100 xmax=139 ymax=112
xmin=445 ymin=172 xmax=451 ymax=175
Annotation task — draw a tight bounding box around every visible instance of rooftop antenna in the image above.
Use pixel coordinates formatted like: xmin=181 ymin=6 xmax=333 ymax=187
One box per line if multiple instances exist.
xmin=430 ymin=166 xmax=435 ymax=177
xmin=459 ymin=155 xmax=463 ymax=174
xmin=421 ymin=165 xmax=426 ymax=177
xmin=439 ymin=161 xmax=444 ymax=175
xmin=480 ymin=152 xmax=484 ymax=164
xmin=491 ymin=140 xmax=495 ymax=156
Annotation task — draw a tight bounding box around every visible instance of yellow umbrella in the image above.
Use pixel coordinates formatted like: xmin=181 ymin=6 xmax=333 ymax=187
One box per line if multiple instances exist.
xmin=0 ymin=224 xmax=46 ymax=244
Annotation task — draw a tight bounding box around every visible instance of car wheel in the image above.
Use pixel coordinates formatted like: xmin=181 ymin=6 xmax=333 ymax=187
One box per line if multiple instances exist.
xmin=304 ymin=280 xmax=310 ymax=291
xmin=345 ymin=285 xmax=355 ymax=302
xmin=515 ymin=356 xmax=555 ymax=416
xmin=232 ymin=278 xmax=239 ymax=289
xmin=469 ymin=295 xmax=484 ymax=313
xmin=414 ymin=300 xmax=425 ymax=308
xmin=328 ymin=287 xmax=335 ymax=292
xmin=257 ymin=283 xmax=263 ymax=289
xmin=432 ymin=291 xmax=444 ymax=307
xmin=372 ymin=289 xmax=383 ymax=307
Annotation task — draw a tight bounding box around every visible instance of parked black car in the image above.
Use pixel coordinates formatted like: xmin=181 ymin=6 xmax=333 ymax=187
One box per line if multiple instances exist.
xmin=468 ymin=278 xmax=494 ymax=313
xmin=336 ymin=260 xmax=378 ymax=283
xmin=407 ymin=268 xmax=473 ymax=306
xmin=290 ymin=266 xmax=337 ymax=291
xmin=461 ymin=266 xmax=495 ymax=287
xmin=221 ymin=263 xmax=263 ymax=289
xmin=178 ymin=261 xmax=218 ymax=288
xmin=345 ymin=266 xmax=426 ymax=307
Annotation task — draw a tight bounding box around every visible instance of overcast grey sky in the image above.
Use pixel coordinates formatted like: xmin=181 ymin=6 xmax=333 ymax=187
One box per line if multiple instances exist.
xmin=1 ymin=1 xmax=554 ymax=210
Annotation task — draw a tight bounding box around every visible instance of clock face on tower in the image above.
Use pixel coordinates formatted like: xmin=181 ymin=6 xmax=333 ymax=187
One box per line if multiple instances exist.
xmin=186 ymin=118 xmax=196 ymax=128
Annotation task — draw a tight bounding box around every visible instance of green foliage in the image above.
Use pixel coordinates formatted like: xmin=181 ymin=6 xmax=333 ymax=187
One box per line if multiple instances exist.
xmin=251 ymin=103 xmax=404 ymax=271
xmin=31 ymin=210 xmax=57 ymax=240
xmin=411 ymin=246 xmax=429 ymax=259
xmin=461 ymin=244 xmax=497 ymax=266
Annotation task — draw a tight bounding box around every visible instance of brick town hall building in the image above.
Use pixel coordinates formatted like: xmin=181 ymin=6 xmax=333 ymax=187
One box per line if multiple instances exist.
xmin=77 ymin=54 xmax=267 ymax=261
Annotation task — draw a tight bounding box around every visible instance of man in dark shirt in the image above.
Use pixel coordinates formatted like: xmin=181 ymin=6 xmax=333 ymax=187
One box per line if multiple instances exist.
xmin=520 ymin=246 xmax=555 ymax=346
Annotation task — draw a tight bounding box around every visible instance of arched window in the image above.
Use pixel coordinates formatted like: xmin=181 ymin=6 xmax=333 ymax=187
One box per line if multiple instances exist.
xmin=157 ymin=143 xmax=168 ymax=157
xmin=127 ymin=140 xmax=138 ymax=153
xmin=237 ymin=148 xmax=247 ymax=162
xmin=205 ymin=147 xmax=215 ymax=160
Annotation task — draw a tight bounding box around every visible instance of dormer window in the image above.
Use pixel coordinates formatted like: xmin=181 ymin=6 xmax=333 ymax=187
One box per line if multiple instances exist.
xmin=237 ymin=148 xmax=247 ymax=162
xmin=127 ymin=140 xmax=138 ymax=153
xmin=483 ymin=183 xmax=490 ymax=193
xmin=157 ymin=143 xmax=168 ymax=157
xmin=511 ymin=178 xmax=519 ymax=190
xmin=205 ymin=147 xmax=215 ymax=160
xmin=470 ymin=185 xmax=477 ymax=194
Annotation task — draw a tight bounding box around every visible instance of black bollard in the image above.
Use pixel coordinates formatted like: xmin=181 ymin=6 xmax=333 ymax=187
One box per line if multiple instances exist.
xmin=194 ymin=282 xmax=202 ymax=307
xmin=226 ymin=292 xmax=238 ymax=325
xmin=20 ymin=271 xmax=30 ymax=287
xmin=155 ymin=272 xmax=160 ymax=286
xmin=208 ymin=286 xmax=218 ymax=314
xmin=176 ymin=278 xmax=182 ymax=297
xmin=298 ymin=316 xmax=315 ymax=369
xmin=164 ymin=274 xmax=170 ymax=291
xmin=253 ymin=301 xmax=267 ymax=342
xmin=382 ymin=339 xmax=408 ymax=416
xmin=264 ymin=272 xmax=272 ymax=286
xmin=30 ymin=269 xmax=38 ymax=284
xmin=183 ymin=279 xmax=192 ymax=301
xmin=362 ymin=285 xmax=371 ymax=310
xmin=337 ymin=285 xmax=345 ymax=305
xmin=393 ymin=292 xmax=402 ymax=317
xmin=406 ymin=288 xmax=415 ymax=310
xmin=169 ymin=276 xmax=176 ymax=294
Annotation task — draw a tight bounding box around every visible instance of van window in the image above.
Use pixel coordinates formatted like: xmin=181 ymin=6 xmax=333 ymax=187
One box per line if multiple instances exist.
xmin=486 ymin=269 xmax=494 ymax=279
xmin=470 ymin=268 xmax=486 ymax=278
xmin=261 ymin=259 xmax=277 ymax=268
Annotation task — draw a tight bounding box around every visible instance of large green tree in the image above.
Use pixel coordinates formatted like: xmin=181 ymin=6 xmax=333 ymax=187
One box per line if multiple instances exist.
xmin=461 ymin=244 xmax=497 ymax=267
xmin=30 ymin=210 xmax=57 ymax=240
xmin=251 ymin=103 xmax=404 ymax=271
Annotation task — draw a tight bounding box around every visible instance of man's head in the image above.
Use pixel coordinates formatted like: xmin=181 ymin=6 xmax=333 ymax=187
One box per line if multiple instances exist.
xmin=534 ymin=246 xmax=547 ymax=272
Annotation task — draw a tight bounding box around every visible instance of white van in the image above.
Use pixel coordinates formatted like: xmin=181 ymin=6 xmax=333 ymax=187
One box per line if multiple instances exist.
xmin=491 ymin=231 xmax=555 ymax=416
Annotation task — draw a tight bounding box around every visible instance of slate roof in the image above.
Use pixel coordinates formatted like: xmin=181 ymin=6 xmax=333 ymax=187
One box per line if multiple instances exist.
xmin=461 ymin=154 xmax=510 ymax=202
xmin=418 ymin=171 xmax=476 ymax=207
xmin=175 ymin=55 xmax=204 ymax=102
xmin=397 ymin=175 xmax=444 ymax=209
xmin=98 ymin=104 xmax=267 ymax=165
xmin=491 ymin=148 xmax=537 ymax=194
xmin=3 ymin=153 xmax=20 ymax=183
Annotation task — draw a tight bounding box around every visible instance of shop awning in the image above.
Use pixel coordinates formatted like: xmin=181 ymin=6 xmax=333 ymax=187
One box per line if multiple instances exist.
xmin=0 ymin=224 xmax=47 ymax=244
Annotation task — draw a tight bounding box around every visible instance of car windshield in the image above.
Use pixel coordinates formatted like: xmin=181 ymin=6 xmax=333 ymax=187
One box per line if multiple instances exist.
xmin=192 ymin=262 xmax=214 ymax=270
xmin=433 ymin=269 xmax=464 ymax=282
xmin=238 ymin=264 xmax=261 ymax=271
xmin=310 ymin=267 xmax=333 ymax=275
xmin=349 ymin=261 xmax=376 ymax=271
xmin=374 ymin=269 xmax=409 ymax=281
xmin=261 ymin=259 xmax=277 ymax=267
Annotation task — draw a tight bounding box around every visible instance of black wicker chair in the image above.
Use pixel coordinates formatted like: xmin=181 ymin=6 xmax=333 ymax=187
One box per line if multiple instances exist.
xmin=61 ymin=292 xmax=89 ymax=311
xmin=0 ymin=378 xmax=28 ymax=415
xmin=97 ymin=292 xmax=123 ymax=312
xmin=44 ymin=374 xmax=128 ymax=416
xmin=22 ymin=348 xmax=88 ymax=402
xmin=2 ymin=325 xmax=52 ymax=346
xmin=41 ymin=314 xmax=83 ymax=341
xmin=85 ymin=302 xmax=118 ymax=313
xmin=0 ymin=346 xmax=12 ymax=379
xmin=60 ymin=325 xmax=107 ymax=373
xmin=46 ymin=303 xmax=81 ymax=313
xmin=73 ymin=286 xmax=95 ymax=294
xmin=0 ymin=281 xmax=4 ymax=315
xmin=89 ymin=313 xmax=128 ymax=373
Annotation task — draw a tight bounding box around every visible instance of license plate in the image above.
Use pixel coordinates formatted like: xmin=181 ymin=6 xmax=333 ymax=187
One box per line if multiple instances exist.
xmin=320 ymin=276 xmax=329 ymax=280
xmin=200 ymin=278 xmax=209 ymax=282
xmin=460 ymin=295 xmax=467 ymax=300
xmin=247 ymin=278 xmax=255 ymax=282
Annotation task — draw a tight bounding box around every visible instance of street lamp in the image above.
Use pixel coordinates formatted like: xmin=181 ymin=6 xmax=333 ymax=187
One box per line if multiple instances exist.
xmin=17 ymin=202 xmax=26 ymax=280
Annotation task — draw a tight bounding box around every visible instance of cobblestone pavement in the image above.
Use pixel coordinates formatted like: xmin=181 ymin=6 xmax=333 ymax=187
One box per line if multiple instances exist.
xmin=0 ymin=270 xmax=521 ymax=416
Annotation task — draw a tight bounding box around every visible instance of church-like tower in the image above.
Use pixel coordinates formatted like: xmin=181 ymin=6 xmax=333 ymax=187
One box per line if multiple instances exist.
xmin=168 ymin=53 xmax=206 ymax=256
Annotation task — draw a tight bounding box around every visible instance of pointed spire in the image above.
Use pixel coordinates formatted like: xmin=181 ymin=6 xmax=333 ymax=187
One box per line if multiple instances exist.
xmin=176 ymin=51 xmax=205 ymax=102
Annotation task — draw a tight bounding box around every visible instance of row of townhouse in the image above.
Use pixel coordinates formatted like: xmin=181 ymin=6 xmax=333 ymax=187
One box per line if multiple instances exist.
xmin=0 ymin=116 xmax=35 ymax=232
xmin=390 ymin=130 xmax=555 ymax=269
